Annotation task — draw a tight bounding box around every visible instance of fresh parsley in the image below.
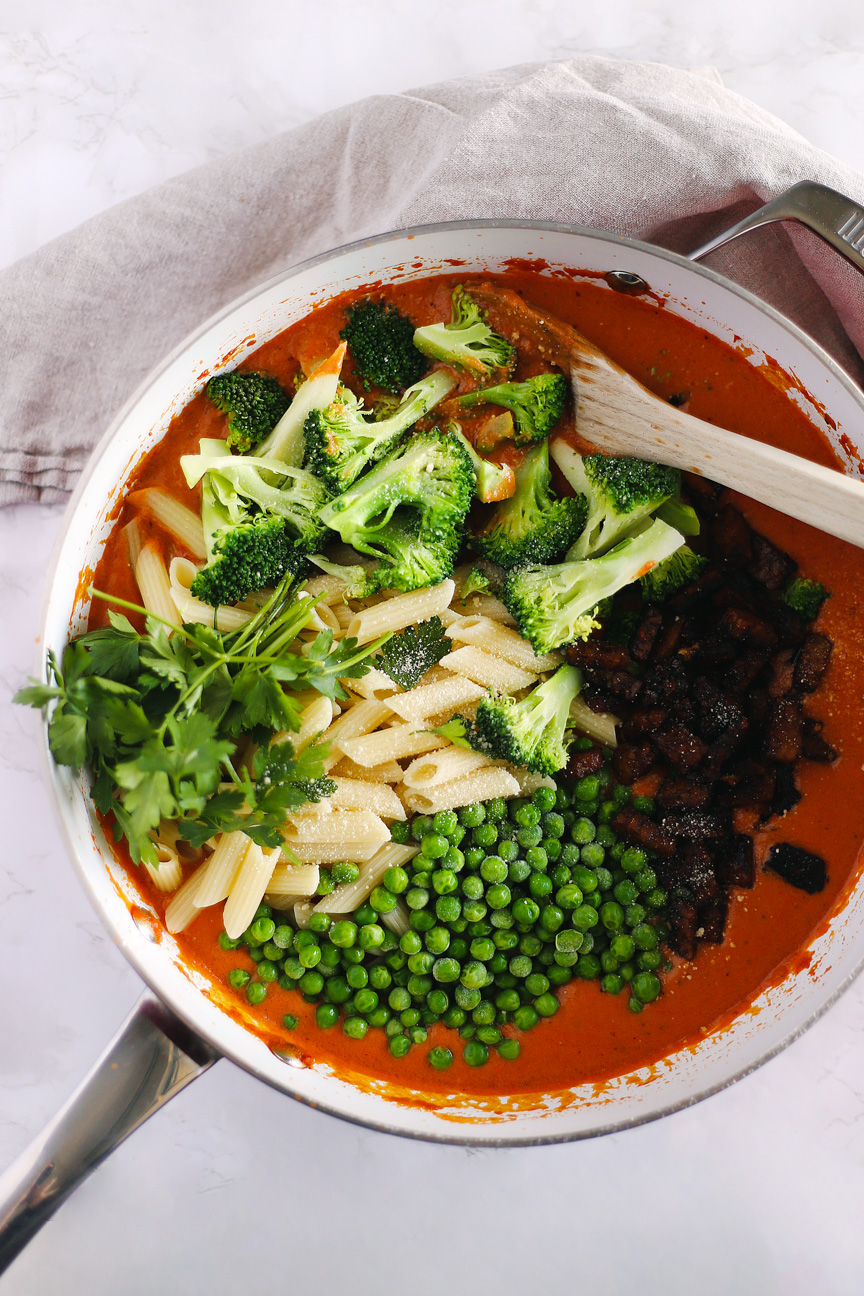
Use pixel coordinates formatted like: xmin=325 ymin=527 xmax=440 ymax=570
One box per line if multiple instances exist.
xmin=16 ymin=574 xmax=385 ymax=867
xmin=377 ymin=616 xmax=449 ymax=690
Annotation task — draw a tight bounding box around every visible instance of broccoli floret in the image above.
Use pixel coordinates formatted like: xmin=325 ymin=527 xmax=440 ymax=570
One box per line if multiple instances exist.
xmin=455 ymin=561 xmax=503 ymax=600
xmin=471 ymin=664 xmax=584 ymax=776
xmin=340 ymin=299 xmax=429 ymax=393
xmin=458 ymin=373 xmax=567 ymax=444
xmin=181 ymin=439 xmax=332 ymax=605
xmin=656 ymin=488 xmax=701 ymax=536
xmin=504 ymin=518 xmax=686 ymax=654
xmin=446 ymin=422 xmax=515 ymax=503
xmin=550 ymin=440 xmax=679 ymax=560
xmin=303 ymin=370 xmax=456 ymax=494
xmin=191 ymin=509 xmax=302 ymax=608
xmin=474 ymin=440 xmax=587 ymax=569
xmin=307 ymin=553 xmax=379 ymax=599
xmin=319 ymin=429 xmax=475 ymax=592
xmin=206 ymin=370 xmax=291 ymax=453
xmin=783 ymin=577 xmax=828 ymax=620
xmin=639 ymin=545 xmax=707 ymax=602
xmin=414 ymin=285 xmax=516 ymax=378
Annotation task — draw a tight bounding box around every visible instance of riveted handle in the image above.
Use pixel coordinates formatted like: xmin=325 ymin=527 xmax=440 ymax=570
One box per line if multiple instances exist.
xmin=687 ymin=180 xmax=864 ymax=277
xmin=0 ymin=995 xmax=218 ymax=1274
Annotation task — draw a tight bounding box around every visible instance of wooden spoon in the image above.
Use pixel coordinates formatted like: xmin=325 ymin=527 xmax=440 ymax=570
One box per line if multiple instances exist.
xmin=470 ymin=282 xmax=864 ymax=548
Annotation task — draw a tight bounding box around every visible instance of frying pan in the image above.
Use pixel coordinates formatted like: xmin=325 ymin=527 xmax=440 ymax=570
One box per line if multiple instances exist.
xmin=2 ymin=181 xmax=864 ymax=1270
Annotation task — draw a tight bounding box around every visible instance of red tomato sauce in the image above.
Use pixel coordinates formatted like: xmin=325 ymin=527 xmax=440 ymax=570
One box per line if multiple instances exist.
xmin=91 ymin=271 xmax=864 ymax=1100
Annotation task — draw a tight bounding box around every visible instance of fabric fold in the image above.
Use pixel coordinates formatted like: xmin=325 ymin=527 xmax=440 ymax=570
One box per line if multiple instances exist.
xmin=2 ymin=55 xmax=863 ymax=504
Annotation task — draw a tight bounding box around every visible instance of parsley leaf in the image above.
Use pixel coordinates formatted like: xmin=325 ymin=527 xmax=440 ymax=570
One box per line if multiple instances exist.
xmin=378 ymin=617 xmax=449 ymax=690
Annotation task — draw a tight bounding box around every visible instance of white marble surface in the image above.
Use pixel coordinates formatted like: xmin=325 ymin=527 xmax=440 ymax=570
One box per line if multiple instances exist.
xmin=3 ymin=3 xmax=864 ymax=1293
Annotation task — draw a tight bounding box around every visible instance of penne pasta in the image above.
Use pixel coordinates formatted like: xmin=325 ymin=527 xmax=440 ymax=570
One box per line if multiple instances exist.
xmin=329 ymin=777 xmax=406 ymax=819
xmin=385 ymin=674 xmax=485 ymax=723
xmin=283 ymin=841 xmax=387 ymax=863
xmin=290 ymin=695 xmax=334 ymax=754
xmin=314 ymin=841 xmax=418 ymax=913
xmin=135 ymin=541 xmax=180 ymax=625
xmin=446 ymin=614 xmax=562 ymax=673
xmin=330 ymin=756 xmax=405 ymax=785
xmin=282 ymin=809 xmax=390 ymax=846
xmin=293 ymin=900 xmax=315 ymax=929
xmin=265 ymin=862 xmax=320 ymax=899
xmin=194 ymin=830 xmax=249 ymax=906
xmin=570 ymin=696 xmax=619 ymax=748
xmin=124 ymin=517 xmax=142 ymax=567
xmin=320 ymin=698 xmax=393 ymax=756
xmin=439 ymin=644 xmax=537 ymax=693
xmin=223 ymin=843 xmax=281 ymax=939
xmin=380 ymin=897 xmax=411 ymax=938
xmin=300 ymin=573 xmax=354 ymax=605
xmin=344 ymin=667 xmax=401 ymax=702
xmin=339 ymin=723 xmax=448 ymax=766
xmin=129 ymin=487 xmax=208 ymax=561
xmin=453 ymin=594 xmax=517 ymax=625
xmin=143 ymin=841 xmax=184 ymax=893
xmin=401 ymin=766 xmax=521 ymax=815
xmin=505 ymin=766 xmax=557 ymax=795
xmin=401 ymin=746 xmax=496 ymax=789
xmin=165 ymin=863 xmax=209 ymax=933
xmin=346 ymin=579 xmax=455 ymax=645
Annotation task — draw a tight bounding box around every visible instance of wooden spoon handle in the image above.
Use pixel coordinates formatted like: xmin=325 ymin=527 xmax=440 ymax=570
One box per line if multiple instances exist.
xmin=575 ymin=374 xmax=864 ymax=548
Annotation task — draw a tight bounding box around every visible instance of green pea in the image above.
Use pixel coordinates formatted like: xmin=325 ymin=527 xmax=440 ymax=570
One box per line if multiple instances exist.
xmin=460 ymin=960 xmax=487 ymax=990
xmin=454 ymin=985 xmax=481 ymax=1011
xmin=410 ymin=910 xmax=435 ymax=932
xmin=637 ymin=950 xmax=663 ymax=971
xmin=632 ymin=971 xmax=662 ymax=1003
xmin=429 ymin=1046 xmax=454 ymax=1070
xmin=555 ymin=884 xmax=583 ymax=911
xmin=600 ymin=901 xmax=624 ymax=931
xmin=436 ymin=895 xmax=461 ymax=923
xmin=540 ymin=904 xmax=564 ymax=933
xmin=329 ymin=921 xmax=358 ymax=949
xmin=425 ymin=926 xmax=451 ymax=955
xmin=463 ymin=1040 xmax=488 ymax=1067
xmin=346 ymin=964 xmax=368 ymax=990
xmin=486 ymin=883 xmax=511 ymax=910
xmin=462 ymin=874 xmax=484 ymax=900
xmin=575 ymin=774 xmax=600 ymax=801
xmin=517 ymin=825 xmax=543 ymax=849
xmin=390 ymin=821 xmax=411 ymax=844
xmin=316 ymin=873 xmax=335 ymax=896
xmin=444 ymin=847 xmax=465 ymax=873
xmin=407 ymin=975 xmax=433 ymax=999
xmin=219 ymin=931 xmax=242 ymax=951
xmin=533 ymin=992 xmax=558 ymax=1017
xmin=421 ymin=832 xmax=449 ymax=860
xmin=632 ymin=923 xmax=659 ymax=950
xmin=297 ymin=969 xmax=323 ymax=995
xmin=443 ymin=1006 xmax=467 ymax=1028
xmin=400 ymin=930 xmax=423 ymax=956
xmin=525 ymin=972 xmax=551 ymax=999
xmin=614 ymin=879 xmax=639 ymax=906
xmin=432 ymin=957 xmax=460 ymax=983
xmin=354 ymin=988 xmax=378 ymax=1014
xmin=646 ymin=888 xmax=668 ymax=910
xmin=601 ymin=973 xmax=624 ymax=995
xmin=498 ymin=1038 xmax=521 ymax=1060
xmin=480 ymin=855 xmax=507 ymax=884
xmin=389 ymin=1035 xmax=411 ymax=1058
xmin=331 ymin=861 xmax=361 ymax=886
xmin=358 ymin=923 xmax=385 ymax=951
xmin=464 ymin=846 xmax=485 ymax=869
xmin=299 ymin=944 xmax=322 ymax=969
xmin=411 ymin=815 xmax=433 ymax=841
xmin=472 ymin=823 xmax=498 ymax=849
xmin=514 ymin=1004 xmax=540 ymax=1031
xmin=401 ymin=1007 xmax=421 ymax=1027
xmin=426 ymin=988 xmax=449 ymax=1015
xmin=610 ymin=933 xmax=636 ymax=962
xmin=508 ymin=896 xmax=537 ymax=927
xmin=282 ymin=1013 xmax=298 ymax=1030
xmin=470 ymin=937 xmax=495 ymax=962
xmin=324 ymin=976 xmax=352 ymax=1005
xmin=631 ymin=795 xmax=655 ymax=814
xmin=369 ymin=965 xmax=391 ymax=991
xmin=341 ymin=1016 xmax=366 ymax=1039
xmin=383 ymin=866 xmax=409 ymax=894
xmin=369 ymin=886 xmax=398 ymax=914
xmin=519 ymin=933 xmax=543 ymax=957
xmin=314 ymin=1002 xmax=338 ymax=1028
xmin=459 ymin=804 xmax=486 ymax=828
xmin=528 ymin=873 xmax=554 ymax=900
xmin=432 ymin=869 xmax=458 ymax=896
xmin=227 ymin=968 xmax=251 ymax=989
xmin=367 ymin=1006 xmax=392 ymax=1028
xmin=388 ymin=986 xmax=412 ymax=1012
xmin=495 ymin=989 xmax=521 ymax=1012
xmin=577 ymin=953 xmax=602 ymax=979
xmin=462 ymin=899 xmax=488 ymax=923
xmin=272 ymin=926 xmax=295 ymax=950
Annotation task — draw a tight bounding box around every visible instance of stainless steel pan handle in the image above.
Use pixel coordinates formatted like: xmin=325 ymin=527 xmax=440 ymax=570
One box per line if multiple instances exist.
xmin=688 ymin=180 xmax=864 ymax=276
xmin=0 ymin=994 xmax=218 ymax=1274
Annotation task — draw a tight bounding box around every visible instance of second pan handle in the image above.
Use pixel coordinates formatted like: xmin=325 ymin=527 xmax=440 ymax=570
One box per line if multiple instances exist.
xmin=687 ymin=179 xmax=864 ymax=277
xmin=0 ymin=994 xmax=218 ymax=1275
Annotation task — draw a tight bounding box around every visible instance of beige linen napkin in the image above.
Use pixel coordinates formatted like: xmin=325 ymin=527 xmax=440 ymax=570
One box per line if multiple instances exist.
xmin=2 ymin=55 xmax=863 ymax=505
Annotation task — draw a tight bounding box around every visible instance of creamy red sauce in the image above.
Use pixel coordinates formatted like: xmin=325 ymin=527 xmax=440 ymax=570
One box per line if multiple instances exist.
xmin=90 ymin=270 xmax=864 ymax=1100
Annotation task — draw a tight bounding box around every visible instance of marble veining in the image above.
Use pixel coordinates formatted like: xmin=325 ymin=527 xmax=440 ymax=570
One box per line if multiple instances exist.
xmin=1 ymin=5 xmax=864 ymax=1294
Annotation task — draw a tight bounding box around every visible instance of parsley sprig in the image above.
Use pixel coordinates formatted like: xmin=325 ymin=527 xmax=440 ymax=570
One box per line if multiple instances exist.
xmin=16 ymin=573 xmax=385 ymax=866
